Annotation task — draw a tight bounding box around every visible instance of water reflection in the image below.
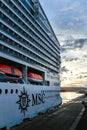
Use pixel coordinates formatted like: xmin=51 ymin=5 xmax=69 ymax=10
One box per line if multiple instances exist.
xmin=60 ymin=92 xmax=84 ymax=104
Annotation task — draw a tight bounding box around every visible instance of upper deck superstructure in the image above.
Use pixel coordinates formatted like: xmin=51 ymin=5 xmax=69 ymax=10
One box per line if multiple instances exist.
xmin=0 ymin=0 xmax=60 ymax=74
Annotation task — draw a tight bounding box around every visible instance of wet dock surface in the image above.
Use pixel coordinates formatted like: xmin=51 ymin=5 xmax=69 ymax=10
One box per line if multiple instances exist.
xmin=10 ymin=95 xmax=86 ymax=130
xmin=76 ymin=107 xmax=87 ymax=130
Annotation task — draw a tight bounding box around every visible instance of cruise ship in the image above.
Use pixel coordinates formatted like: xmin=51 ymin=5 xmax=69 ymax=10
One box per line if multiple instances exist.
xmin=0 ymin=0 xmax=62 ymax=129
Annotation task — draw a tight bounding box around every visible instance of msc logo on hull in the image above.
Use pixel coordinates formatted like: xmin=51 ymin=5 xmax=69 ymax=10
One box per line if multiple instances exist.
xmin=16 ymin=87 xmax=45 ymax=116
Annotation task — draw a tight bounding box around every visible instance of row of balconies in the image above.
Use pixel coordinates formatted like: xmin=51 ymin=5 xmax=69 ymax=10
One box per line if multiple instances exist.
xmin=0 ymin=28 xmax=59 ymax=69
xmin=1 ymin=7 xmax=61 ymax=62
xmin=25 ymin=0 xmax=60 ymax=50
xmin=0 ymin=43 xmax=60 ymax=73
xmin=1 ymin=0 xmax=61 ymax=72
xmin=1 ymin=1 xmax=59 ymax=59
xmin=0 ymin=20 xmax=60 ymax=67
xmin=28 ymin=1 xmax=54 ymax=41
xmin=7 ymin=0 xmax=60 ymax=53
xmin=1 ymin=11 xmax=59 ymax=63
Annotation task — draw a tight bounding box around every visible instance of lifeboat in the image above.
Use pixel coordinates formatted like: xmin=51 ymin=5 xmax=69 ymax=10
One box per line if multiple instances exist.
xmin=0 ymin=64 xmax=22 ymax=77
xmin=27 ymin=72 xmax=43 ymax=82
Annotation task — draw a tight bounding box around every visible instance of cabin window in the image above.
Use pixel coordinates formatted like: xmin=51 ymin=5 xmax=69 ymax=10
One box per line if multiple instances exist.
xmin=1 ymin=24 xmax=4 ymax=29
xmin=1 ymin=2 xmax=4 ymax=8
xmin=11 ymin=89 xmax=13 ymax=94
xmin=0 ymin=89 xmax=2 ymax=94
xmin=5 ymin=89 xmax=8 ymax=94
xmin=45 ymin=81 xmax=49 ymax=86
xmin=1 ymin=34 xmax=4 ymax=39
xmin=54 ymin=82 xmax=60 ymax=86
xmin=15 ymin=89 xmax=18 ymax=94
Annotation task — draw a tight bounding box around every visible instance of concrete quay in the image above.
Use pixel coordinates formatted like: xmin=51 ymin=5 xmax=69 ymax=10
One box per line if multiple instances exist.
xmin=9 ymin=95 xmax=87 ymax=130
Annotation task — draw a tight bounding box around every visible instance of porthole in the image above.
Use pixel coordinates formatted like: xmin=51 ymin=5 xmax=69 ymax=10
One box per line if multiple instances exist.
xmin=11 ymin=89 xmax=13 ymax=94
xmin=5 ymin=89 xmax=8 ymax=94
xmin=15 ymin=89 xmax=18 ymax=94
xmin=0 ymin=89 xmax=2 ymax=94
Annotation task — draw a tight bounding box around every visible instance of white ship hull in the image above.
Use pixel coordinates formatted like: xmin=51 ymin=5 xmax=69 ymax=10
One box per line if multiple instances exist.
xmin=0 ymin=83 xmax=62 ymax=129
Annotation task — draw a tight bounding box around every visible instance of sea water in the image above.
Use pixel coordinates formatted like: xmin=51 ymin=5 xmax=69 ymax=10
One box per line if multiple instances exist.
xmin=60 ymin=92 xmax=84 ymax=104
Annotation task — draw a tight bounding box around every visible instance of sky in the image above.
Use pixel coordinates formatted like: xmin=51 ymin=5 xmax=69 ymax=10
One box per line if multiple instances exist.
xmin=39 ymin=0 xmax=87 ymax=87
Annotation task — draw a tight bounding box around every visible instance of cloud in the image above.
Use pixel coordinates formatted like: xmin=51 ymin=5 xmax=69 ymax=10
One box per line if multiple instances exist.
xmin=60 ymin=1 xmax=81 ymax=12
xmin=78 ymin=73 xmax=87 ymax=79
xmin=60 ymin=36 xmax=87 ymax=66
xmin=61 ymin=66 xmax=69 ymax=73
xmin=62 ymin=56 xmax=78 ymax=62
xmin=74 ymin=38 xmax=87 ymax=49
xmin=82 ymin=55 xmax=87 ymax=58
xmin=81 ymin=72 xmax=87 ymax=75
xmin=61 ymin=37 xmax=87 ymax=53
